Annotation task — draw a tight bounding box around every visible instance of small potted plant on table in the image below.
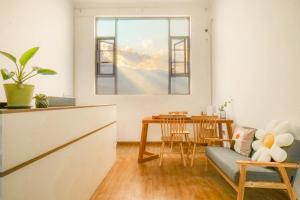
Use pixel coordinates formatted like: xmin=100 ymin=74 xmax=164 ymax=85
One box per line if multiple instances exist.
xmin=218 ymin=99 xmax=233 ymax=119
xmin=0 ymin=47 xmax=57 ymax=108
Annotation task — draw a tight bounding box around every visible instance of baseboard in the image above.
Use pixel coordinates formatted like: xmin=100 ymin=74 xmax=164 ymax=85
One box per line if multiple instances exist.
xmin=117 ymin=141 xmax=161 ymax=145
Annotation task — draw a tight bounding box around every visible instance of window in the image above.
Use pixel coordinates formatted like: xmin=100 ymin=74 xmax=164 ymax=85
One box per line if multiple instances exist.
xmin=96 ymin=17 xmax=190 ymax=95
xmin=96 ymin=38 xmax=116 ymax=94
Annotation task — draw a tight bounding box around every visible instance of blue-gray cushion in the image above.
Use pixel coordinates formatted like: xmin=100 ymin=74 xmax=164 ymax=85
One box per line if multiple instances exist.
xmin=283 ymin=140 xmax=300 ymax=182
xmin=206 ymin=146 xmax=281 ymax=183
xmin=206 ymin=140 xmax=300 ymax=184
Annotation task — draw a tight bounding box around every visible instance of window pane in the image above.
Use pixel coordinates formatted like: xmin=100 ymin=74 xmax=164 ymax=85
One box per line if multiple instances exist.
xmin=173 ymin=51 xmax=184 ymax=62
xmin=100 ymin=63 xmax=114 ymax=74
xmin=96 ymin=20 xmax=115 ymax=37
xmin=117 ymin=19 xmax=169 ymax=94
xmin=172 ymin=63 xmax=186 ymax=74
xmin=100 ymin=51 xmax=113 ymax=63
xmin=100 ymin=40 xmax=114 ymax=51
xmin=171 ymin=76 xmax=189 ymax=94
xmin=96 ymin=77 xmax=115 ymax=94
xmin=170 ymin=19 xmax=189 ymax=36
xmin=171 ymin=37 xmax=189 ymax=75
xmin=172 ymin=39 xmax=185 ymax=50
xmin=96 ymin=38 xmax=115 ymax=75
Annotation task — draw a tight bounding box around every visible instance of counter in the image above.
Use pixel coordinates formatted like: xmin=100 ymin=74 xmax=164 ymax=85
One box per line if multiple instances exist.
xmin=0 ymin=104 xmax=117 ymax=200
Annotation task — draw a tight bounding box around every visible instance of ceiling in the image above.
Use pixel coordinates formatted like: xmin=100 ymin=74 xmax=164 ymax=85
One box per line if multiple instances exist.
xmin=74 ymin=0 xmax=198 ymax=2
xmin=73 ymin=0 xmax=205 ymax=7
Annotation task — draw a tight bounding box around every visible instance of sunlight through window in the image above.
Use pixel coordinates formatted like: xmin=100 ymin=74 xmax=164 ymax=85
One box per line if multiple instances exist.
xmin=96 ymin=17 xmax=190 ymax=95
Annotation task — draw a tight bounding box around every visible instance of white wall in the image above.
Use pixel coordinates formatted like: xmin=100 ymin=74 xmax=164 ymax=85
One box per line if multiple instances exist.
xmin=74 ymin=1 xmax=211 ymax=141
xmin=211 ymin=0 xmax=300 ymax=197
xmin=0 ymin=0 xmax=74 ymax=101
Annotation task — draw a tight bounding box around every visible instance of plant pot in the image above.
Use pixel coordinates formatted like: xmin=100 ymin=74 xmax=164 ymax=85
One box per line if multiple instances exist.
xmin=219 ymin=111 xmax=226 ymax=119
xmin=4 ymin=83 xmax=34 ymax=108
xmin=35 ymin=98 xmax=49 ymax=108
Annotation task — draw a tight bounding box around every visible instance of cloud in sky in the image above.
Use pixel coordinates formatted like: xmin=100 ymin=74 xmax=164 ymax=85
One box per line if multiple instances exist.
xmin=117 ymin=45 xmax=168 ymax=71
xmin=115 ymin=43 xmax=169 ymax=94
xmin=141 ymin=39 xmax=154 ymax=50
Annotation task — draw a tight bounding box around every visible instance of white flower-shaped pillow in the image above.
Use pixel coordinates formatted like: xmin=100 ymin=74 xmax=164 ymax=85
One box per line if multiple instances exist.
xmin=252 ymin=120 xmax=294 ymax=162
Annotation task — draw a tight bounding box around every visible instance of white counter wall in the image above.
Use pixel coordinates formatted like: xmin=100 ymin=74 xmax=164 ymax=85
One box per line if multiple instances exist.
xmin=74 ymin=0 xmax=211 ymax=141
xmin=0 ymin=105 xmax=117 ymax=200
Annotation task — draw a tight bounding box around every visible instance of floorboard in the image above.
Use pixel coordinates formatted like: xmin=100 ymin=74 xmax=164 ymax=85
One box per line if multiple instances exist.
xmin=90 ymin=144 xmax=289 ymax=200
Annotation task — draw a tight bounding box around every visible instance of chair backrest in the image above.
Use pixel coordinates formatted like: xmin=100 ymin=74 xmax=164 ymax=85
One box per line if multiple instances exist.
xmin=191 ymin=116 xmax=219 ymax=143
xmin=168 ymin=111 xmax=188 ymax=115
xmin=160 ymin=115 xmax=187 ymax=138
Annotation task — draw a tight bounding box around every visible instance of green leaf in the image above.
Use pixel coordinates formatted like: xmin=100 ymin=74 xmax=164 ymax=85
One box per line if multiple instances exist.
xmin=1 ymin=69 xmax=15 ymax=80
xmin=33 ymin=93 xmax=47 ymax=100
xmin=19 ymin=47 xmax=39 ymax=67
xmin=0 ymin=51 xmax=17 ymax=63
xmin=36 ymin=68 xmax=57 ymax=75
xmin=32 ymin=66 xmax=41 ymax=71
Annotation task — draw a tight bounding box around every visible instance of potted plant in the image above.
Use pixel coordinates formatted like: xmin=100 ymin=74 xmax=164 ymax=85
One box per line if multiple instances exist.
xmin=0 ymin=47 xmax=57 ymax=108
xmin=218 ymin=99 xmax=233 ymax=119
xmin=33 ymin=94 xmax=49 ymax=108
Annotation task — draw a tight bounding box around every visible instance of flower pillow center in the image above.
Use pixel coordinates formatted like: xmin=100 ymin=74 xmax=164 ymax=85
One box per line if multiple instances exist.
xmin=263 ymin=134 xmax=275 ymax=148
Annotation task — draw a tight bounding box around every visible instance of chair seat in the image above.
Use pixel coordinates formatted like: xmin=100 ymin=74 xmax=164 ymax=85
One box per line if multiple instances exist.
xmin=188 ymin=137 xmax=208 ymax=144
xmin=171 ymin=130 xmax=190 ymax=135
xmin=161 ymin=136 xmax=185 ymax=142
xmin=205 ymin=146 xmax=282 ymax=184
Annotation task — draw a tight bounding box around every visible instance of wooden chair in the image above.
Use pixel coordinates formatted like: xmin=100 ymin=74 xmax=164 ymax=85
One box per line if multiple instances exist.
xmin=159 ymin=115 xmax=189 ymax=166
xmin=160 ymin=114 xmax=190 ymax=150
xmin=168 ymin=111 xmax=188 ymax=115
xmin=205 ymin=137 xmax=300 ymax=200
xmin=190 ymin=116 xmax=219 ymax=167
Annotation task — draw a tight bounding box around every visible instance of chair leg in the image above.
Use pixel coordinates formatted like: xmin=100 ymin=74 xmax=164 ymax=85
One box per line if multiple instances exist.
xmin=190 ymin=143 xmax=196 ymax=167
xmin=185 ymin=134 xmax=191 ymax=159
xmin=205 ymin=155 xmax=208 ymax=171
xmin=278 ymin=167 xmax=296 ymax=200
xmin=180 ymin=142 xmax=186 ymax=167
xmin=159 ymin=141 xmax=165 ymax=166
xmin=237 ymin=165 xmax=246 ymax=200
xmin=179 ymin=142 xmax=183 ymax=161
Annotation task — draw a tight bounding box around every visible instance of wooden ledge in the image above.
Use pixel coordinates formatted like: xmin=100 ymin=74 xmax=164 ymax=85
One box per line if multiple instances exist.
xmin=236 ymin=160 xmax=299 ymax=168
xmin=205 ymin=138 xmax=235 ymax=142
xmin=0 ymin=104 xmax=116 ymax=114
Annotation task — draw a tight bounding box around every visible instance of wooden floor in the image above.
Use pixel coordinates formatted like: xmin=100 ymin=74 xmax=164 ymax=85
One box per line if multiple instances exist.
xmin=90 ymin=144 xmax=289 ymax=200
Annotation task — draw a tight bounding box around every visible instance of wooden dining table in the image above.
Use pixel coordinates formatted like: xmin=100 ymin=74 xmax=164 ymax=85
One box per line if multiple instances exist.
xmin=138 ymin=116 xmax=234 ymax=163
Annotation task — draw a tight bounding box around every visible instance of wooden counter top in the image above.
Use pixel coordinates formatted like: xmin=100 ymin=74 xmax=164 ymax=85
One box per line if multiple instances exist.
xmin=0 ymin=104 xmax=116 ymax=114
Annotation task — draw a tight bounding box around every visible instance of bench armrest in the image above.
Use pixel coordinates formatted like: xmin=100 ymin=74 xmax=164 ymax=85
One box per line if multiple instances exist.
xmin=236 ymin=160 xmax=299 ymax=168
xmin=205 ymin=138 xmax=235 ymax=143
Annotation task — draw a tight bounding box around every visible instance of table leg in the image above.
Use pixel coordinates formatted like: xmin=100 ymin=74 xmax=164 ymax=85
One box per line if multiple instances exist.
xmin=138 ymin=123 xmax=148 ymax=162
xmin=218 ymin=123 xmax=224 ymax=147
xmin=218 ymin=122 xmax=234 ymax=147
xmin=226 ymin=122 xmax=233 ymax=139
xmin=218 ymin=123 xmax=223 ymax=139
xmin=138 ymin=122 xmax=159 ymax=163
xmin=226 ymin=122 xmax=234 ymax=148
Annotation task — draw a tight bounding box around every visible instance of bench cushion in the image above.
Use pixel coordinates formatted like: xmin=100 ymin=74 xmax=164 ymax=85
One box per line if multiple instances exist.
xmin=206 ymin=146 xmax=282 ymax=184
